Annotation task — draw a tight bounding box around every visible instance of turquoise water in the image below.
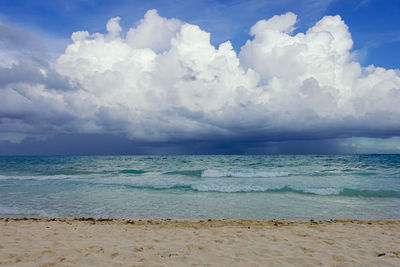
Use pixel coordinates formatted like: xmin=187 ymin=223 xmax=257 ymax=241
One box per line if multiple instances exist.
xmin=0 ymin=155 xmax=399 ymax=219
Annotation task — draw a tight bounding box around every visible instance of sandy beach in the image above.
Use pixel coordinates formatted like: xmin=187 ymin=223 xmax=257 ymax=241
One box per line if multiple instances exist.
xmin=0 ymin=218 xmax=399 ymax=266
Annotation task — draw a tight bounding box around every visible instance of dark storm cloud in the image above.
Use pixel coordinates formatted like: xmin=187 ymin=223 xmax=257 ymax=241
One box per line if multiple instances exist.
xmin=0 ymin=22 xmax=45 ymax=52
xmin=0 ymin=63 xmax=73 ymax=91
xmin=0 ymin=133 xmax=343 ymax=155
xmin=0 ymin=21 xmax=79 ymax=144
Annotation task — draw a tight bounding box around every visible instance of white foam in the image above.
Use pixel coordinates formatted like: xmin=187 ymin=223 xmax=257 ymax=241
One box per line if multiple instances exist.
xmin=192 ymin=183 xmax=270 ymax=192
xmin=303 ymin=188 xmax=341 ymax=195
xmin=0 ymin=174 xmax=73 ymax=180
xmin=0 ymin=206 xmax=51 ymax=217
xmin=201 ymin=169 xmax=289 ymax=178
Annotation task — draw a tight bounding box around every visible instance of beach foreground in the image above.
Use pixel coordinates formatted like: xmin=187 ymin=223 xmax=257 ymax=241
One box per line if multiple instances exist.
xmin=1 ymin=219 xmax=400 ymax=266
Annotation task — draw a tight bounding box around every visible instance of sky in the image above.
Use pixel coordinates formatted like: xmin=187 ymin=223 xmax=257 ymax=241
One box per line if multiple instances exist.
xmin=0 ymin=0 xmax=399 ymax=155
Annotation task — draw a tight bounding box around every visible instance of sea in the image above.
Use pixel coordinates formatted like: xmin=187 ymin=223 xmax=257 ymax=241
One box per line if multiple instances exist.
xmin=0 ymin=155 xmax=399 ymax=220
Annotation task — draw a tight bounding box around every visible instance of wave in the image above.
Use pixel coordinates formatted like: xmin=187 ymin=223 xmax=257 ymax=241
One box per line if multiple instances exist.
xmin=44 ymin=169 xmax=94 ymax=176
xmin=2 ymin=171 xmax=399 ymax=198
xmin=0 ymin=206 xmax=51 ymax=218
xmin=0 ymin=174 xmax=72 ymax=181
xmin=302 ymin=188 xmax=341 ymax=195
xmin=163 ymin=169 xmax=290 ymax=178
xmin=163 ymin=170 xmax=203 ymax=177
xmin=201 ymin=169 xmax=290 ymax=178
xmin=339 ymin=188 xmax=400 ymax=198
xmin=0 ymin=169 xmax=147 ymax=179
xmin=119 ymin=169 xmax=147 ymax=174
xmin=91 ymin=182 xmax=400 ymax=198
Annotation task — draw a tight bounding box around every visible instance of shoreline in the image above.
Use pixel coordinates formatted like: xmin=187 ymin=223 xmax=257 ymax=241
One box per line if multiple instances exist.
xmin=2 ymin=218 xmax=400 ymax=266
xmin=2 ymin=217 xmax=400 ymax=224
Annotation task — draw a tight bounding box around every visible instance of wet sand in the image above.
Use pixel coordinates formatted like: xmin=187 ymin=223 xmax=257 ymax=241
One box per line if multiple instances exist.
xmin=1 ymin=218 xmax=400 ymax=266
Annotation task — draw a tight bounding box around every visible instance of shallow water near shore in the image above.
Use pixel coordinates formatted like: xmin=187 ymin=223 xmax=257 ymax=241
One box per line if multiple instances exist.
xmin=0 ymin=155 xmax=400 ymax=219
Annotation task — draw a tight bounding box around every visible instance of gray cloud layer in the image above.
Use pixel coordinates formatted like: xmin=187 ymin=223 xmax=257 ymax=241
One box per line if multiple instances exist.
xmin=0 ymin=10 xmax=400 ymax=148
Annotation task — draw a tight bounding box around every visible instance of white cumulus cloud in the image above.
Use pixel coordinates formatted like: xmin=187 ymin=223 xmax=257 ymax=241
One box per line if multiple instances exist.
xmin=1 ymin=10 xmax=400 ymax=143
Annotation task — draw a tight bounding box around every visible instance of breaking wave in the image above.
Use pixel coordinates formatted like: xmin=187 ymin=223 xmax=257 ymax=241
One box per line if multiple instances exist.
xmin=163 ymin=170 xmax=203 ymax=176
xmin=163 ymin=169 xmax=289 ymax=178
xmin=201 ymin=169 xmax=290 ymax=178
xmin=89 ymin=182 xmax=400 ymax=198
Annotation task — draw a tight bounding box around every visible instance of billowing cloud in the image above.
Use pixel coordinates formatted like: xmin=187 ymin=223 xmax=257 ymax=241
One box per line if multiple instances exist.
xmin=126 ymin=9 xmax=182 ymax=52
xmin=1 ymin=10 xmax=400 ymax=147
